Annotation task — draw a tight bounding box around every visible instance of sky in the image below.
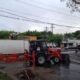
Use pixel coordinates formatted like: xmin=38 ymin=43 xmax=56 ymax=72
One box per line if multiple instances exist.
xmin=0 ymin=0 xmax=80 ymax=34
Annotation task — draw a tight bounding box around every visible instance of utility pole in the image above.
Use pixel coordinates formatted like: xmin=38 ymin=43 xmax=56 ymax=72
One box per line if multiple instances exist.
xmin=45 ymin=26 xmax=48 ymax=40
xmin=45 ymin=26 xmax=48 ymax=32
xmin=51 ymin=24 xmax=54 ymax=34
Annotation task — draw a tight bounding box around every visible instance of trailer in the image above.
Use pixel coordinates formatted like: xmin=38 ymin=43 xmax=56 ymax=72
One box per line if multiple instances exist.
xmin=0 ymin=40 xmax=29 ymax=54
xmin=0 ymin=40 xmax=29 ymax=62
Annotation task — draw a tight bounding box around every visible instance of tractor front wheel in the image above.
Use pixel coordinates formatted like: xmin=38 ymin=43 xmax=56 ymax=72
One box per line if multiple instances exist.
xmin=51 ymin=56 xmax=60 ymax=64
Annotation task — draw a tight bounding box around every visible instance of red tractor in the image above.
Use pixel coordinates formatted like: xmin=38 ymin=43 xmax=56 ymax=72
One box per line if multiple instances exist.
xmin=25 ymin=40 xmax=69 ymax=65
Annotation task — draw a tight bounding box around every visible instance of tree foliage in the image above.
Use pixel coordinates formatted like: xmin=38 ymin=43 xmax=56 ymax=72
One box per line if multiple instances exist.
xmin=0 ymin=31 xmax=14 ymax=39
xmin=64 ymin=32 xmax=74 ymax=39
xmin=0 ymin=30 xmax=63 ymax=43
xmin=64 ymin=30 xmax=80 ymax=39
xmin=73 ymin=30 xmax=80 ymax=39
xmin=19 ymin=31 xmax=63 ymax=43
xmin=61 ymin=0 xmax=80 ymax=12
xmin=0 ymin=30 xmax=80 ymax=43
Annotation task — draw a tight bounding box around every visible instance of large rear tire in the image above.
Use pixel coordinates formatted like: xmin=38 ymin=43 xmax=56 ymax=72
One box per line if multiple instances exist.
xmin=37 ymin=54 xmax=46 ymax=65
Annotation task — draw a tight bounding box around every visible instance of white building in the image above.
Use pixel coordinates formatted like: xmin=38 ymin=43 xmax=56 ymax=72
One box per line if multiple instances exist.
xmin=62 ymin=39 xmax=80 ymax=48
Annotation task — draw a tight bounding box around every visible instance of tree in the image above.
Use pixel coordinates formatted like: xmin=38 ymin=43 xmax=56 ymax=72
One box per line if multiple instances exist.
xmin=0 ymin=31 xmax=10 ymax=39
xmin=47 ymin=34 xmax=63 ymax=44
xmin=64 ymin=33 xmax=74 ymax=39
xmin=73 ymin=30 xmax=80 ymax=39
xmin=0 ymin=30 xmax=63 ymax=43
xmin=0 ymin=31 xmax=15 ymax=39
xmin=61 ymin=0 xmax=80 ymax=12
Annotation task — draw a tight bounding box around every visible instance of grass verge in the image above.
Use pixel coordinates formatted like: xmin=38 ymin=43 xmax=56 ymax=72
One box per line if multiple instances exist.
xmin=0 ymin=72 xmax=13 ymax=80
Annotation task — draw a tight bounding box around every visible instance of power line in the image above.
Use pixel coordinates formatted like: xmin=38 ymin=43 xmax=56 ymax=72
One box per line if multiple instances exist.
xmin=0 ymin=14 xmax=53 ymax=24
xmin=0 ymin=9 xmax=38 ymax=21
xmin=0 ymin=0 xmax=78 ymax=29
xmin=0 ymin=9 xmax=52 ymax=24
xmin=28 ymin=0 xmax=68 ymax=11
xmin=0 ymin=10 xmax=79 ymax=28
xmin=0 ymin=8 xmax=52 ymax=24
xmin=0 ymin=7 xmax=79 ymax=25
xmin=0 ymin=14 xmax=20 ymax=20
xmin=0 ymin=13 xmax=79 ymax=28
xmin=14 ymin=0 xmax=80 ymax=19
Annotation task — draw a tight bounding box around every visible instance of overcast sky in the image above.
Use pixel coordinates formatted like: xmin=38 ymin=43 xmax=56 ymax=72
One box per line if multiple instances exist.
xmin=0 ymin=0 xmax=80 ymax=34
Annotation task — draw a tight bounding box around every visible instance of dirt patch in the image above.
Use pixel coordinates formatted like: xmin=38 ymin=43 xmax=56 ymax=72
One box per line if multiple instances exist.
xmin=16 ymin=69 xmax=40 ymax=80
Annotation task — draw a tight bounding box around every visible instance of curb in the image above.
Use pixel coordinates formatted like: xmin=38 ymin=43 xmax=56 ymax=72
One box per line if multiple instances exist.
xmin=61 ymin=51 xmax=75 ymax=54
xmin=71 ymin=59 xmax=80 ymax=64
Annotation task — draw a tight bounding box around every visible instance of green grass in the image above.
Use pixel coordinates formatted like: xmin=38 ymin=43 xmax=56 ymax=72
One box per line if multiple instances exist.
xmin=0 ymin=72 xmax=13 ymax=80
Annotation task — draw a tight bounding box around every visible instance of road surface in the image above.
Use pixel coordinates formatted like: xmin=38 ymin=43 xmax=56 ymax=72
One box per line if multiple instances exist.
xmin=0 ymin=62 xmax=80 ymax=80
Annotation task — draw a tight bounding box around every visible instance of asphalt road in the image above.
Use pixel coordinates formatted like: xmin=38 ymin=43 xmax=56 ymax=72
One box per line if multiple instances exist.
xmin=0 ymin=62 xmax=80 ymax=80
xmin=48 ymin=63 xmax=80 ymax=80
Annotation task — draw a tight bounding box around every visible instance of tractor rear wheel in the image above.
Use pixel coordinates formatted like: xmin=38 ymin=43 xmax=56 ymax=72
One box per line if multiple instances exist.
xmin=37 ymin=54 xmax=46 ymax=65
